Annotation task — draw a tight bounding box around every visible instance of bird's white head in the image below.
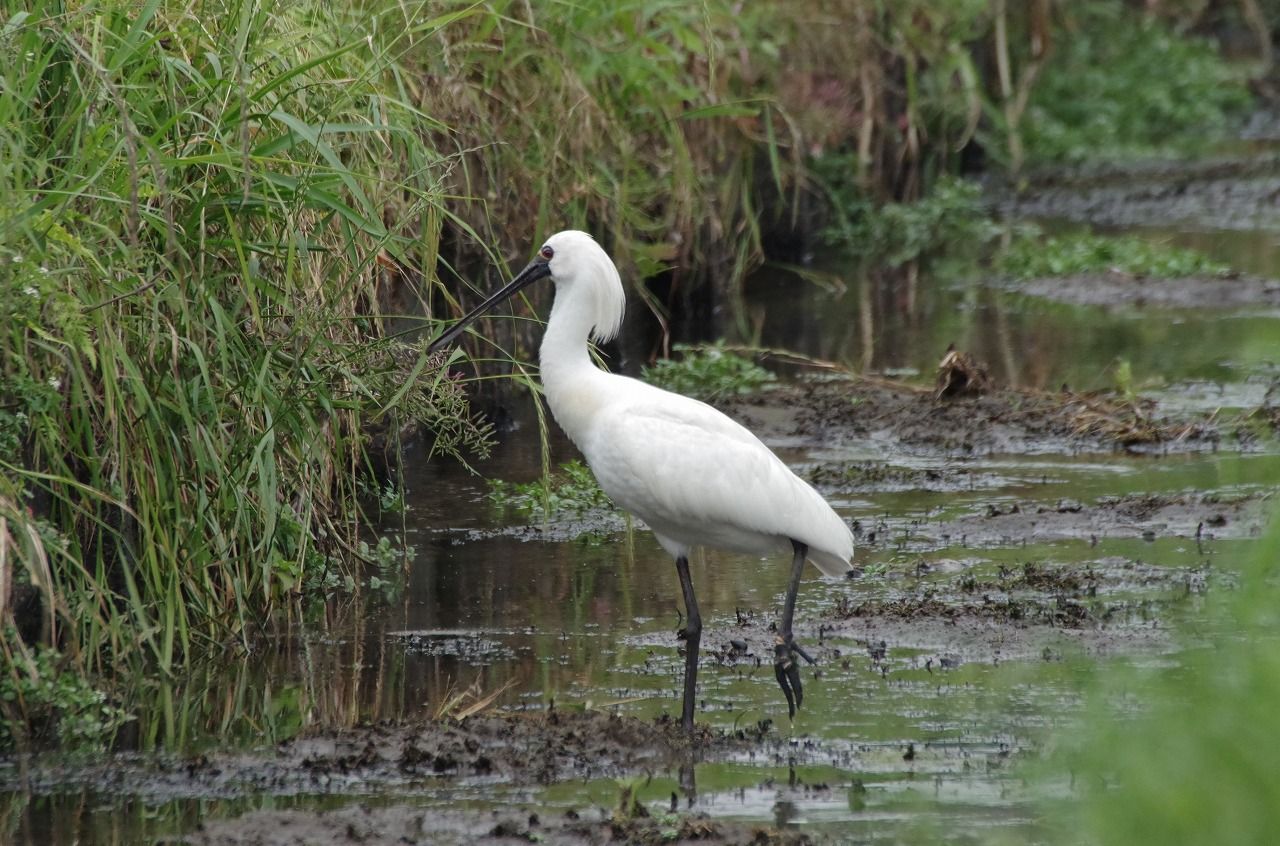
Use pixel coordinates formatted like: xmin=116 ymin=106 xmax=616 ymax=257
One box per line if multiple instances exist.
xmin=538 ymin=230 xmax=626 ymax=343
xmin=426 ymin=230 xmax=627 ymax=353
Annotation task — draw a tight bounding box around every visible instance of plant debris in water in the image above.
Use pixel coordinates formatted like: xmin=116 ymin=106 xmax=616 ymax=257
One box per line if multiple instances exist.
xmin=935 ymin=345 xmax=992 ymax=400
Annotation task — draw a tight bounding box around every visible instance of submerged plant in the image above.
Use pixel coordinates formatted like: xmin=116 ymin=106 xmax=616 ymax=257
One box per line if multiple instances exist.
xmin=642 ymin=343 xmax=777 ymax=401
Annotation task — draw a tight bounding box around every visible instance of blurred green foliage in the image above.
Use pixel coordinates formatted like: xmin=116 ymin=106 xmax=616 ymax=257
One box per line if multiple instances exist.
xmin=815 ymin=167 xmax=998 ymax=268
xmin=0 ymin=641 xmax=132 ymax=751
xmin=1022 ymin=2 xmax=1252 ymax=162
xmin=1049 ymin=513 xmax=1280 ymax=845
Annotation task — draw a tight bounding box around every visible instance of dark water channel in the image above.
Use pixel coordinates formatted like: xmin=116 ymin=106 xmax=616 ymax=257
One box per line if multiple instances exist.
xmin=6 ymin=190 xmax=1280 ymax=843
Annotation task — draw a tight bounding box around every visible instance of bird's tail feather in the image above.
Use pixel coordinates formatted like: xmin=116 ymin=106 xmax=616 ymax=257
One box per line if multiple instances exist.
xmin=808 ymin=547 xmax=852 ymax=578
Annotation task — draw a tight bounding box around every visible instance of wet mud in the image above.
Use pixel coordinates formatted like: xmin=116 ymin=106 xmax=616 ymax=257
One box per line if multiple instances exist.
xmin=1002 ymin=154 xmax=1280 ymax=231
xmin=0 ymin=712 xmax=723 ymax=802
xmin=922 ymin=491 xmax=1267 ymax=546
xmin=1012 ymin=270 xmax=1280 ymax=309
xmin=188 ymin=803 xmax=811 ymax=846
xmin=5 ymin=713 xmax=801 ymax=846
xmin=729 ymin=377 xmax=1223 ymax=455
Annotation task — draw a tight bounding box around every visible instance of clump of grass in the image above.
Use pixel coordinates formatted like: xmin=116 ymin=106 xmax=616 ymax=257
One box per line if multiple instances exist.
xmin=999 ymin=231 xmax=1230 ymax=279
xmin=815 ymin=165 xmax=999 ymax=268
xmin=487 ymin=460 xmax=614 ymax=518
xmin=1020 ymin=1 xmax=1251 ymax=163
xmin=642 ymin=343 xmax=777 ymax=401
xmin=0 ymin=639 xmax=132 ymax=751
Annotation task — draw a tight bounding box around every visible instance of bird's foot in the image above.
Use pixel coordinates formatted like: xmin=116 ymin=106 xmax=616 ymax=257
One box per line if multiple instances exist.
xmin=773 ymin=634 xmax=815 ymax=718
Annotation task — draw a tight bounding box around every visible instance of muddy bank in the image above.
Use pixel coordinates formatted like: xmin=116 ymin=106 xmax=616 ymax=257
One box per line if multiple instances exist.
xmin=7 ymin=713 xmax=804 ymax=846
xmin=188 ymin=805 xmax=811 ymax=846
xmin=1002 ymin=154 xmax=1280 ymax=231
xmin=917 ymin=491 xmax=1268 ymax=546
xmin=825 ymin=490 xmax=1270 ymax=554
xmin=821 ymin=557 xmax=1210 ymax=663
xmin=189 ymin=804 xmax=812 ymax=846
xmin=1010 ymin=271 xmax=1280 ymax=309
xmin=622 ymin=492 xmax=1263 ymax=673
xmin=626 ymin=547 xmax=1213 ymax=674
xmin=729 ymin=377 xmax=1221 ymax=456
xmin=0 ymin=712 xmax=730 ymax=802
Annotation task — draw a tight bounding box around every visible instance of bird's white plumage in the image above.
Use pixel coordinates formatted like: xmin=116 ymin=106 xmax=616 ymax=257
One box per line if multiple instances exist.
xmin=535 ymin=230 xmax=853 ymax=578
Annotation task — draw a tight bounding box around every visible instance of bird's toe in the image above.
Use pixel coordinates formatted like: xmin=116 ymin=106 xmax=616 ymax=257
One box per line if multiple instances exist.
xmin=774 ymin=639 xmax=804 ymax=717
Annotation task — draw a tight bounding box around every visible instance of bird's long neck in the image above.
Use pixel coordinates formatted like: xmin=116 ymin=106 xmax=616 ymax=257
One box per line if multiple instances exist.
xmin=539 ymin=285 xmax=613 ymax=448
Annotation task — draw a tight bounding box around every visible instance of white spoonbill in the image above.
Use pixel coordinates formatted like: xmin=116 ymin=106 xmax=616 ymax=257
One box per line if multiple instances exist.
xmin=429 ymin=231 xmax=853 ymax=733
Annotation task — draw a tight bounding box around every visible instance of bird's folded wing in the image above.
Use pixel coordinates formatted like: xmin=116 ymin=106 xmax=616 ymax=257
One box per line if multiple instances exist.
xmin=583 ymin=396 xmax=852 ymax=567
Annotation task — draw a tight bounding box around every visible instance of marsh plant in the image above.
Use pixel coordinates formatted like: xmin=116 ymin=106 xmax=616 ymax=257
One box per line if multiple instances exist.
xmin=487 ymin=460 xmax=615 ymax=519
xmin=999 ymin=230 xmax=1231 ymax=279
xmin=815 ymin=170 xmax=998 ymax=268
xmin=0 ymin=641 xmax=132 ymax=751
xmin=642 ymin=343 xmax=777 ymax=401
xmin=1018 ymin=2 xmax=1252 ymax=163
xmin=0 ymin=0 xmax=500 ymax=743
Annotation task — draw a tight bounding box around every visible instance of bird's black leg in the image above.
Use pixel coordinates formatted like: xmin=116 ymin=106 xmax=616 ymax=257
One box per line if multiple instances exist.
xmin=774 ymin=540 xmax=812 ymax=718
xmin=675 ymin=554 xmax=702 ymax=734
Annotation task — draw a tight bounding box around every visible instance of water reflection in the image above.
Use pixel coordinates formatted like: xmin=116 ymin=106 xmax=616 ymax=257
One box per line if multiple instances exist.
xmin=741 ymin=261 xmax=1280 ymax=392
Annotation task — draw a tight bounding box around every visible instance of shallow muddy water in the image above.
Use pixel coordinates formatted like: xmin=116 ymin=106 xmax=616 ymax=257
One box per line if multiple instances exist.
xmin=5 ymin=165 xmax=1280 ymax=845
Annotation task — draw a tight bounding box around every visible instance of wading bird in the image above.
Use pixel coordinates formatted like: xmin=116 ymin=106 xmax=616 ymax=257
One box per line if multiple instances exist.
xmin=429 ymin=231 xmax=852 ymax=733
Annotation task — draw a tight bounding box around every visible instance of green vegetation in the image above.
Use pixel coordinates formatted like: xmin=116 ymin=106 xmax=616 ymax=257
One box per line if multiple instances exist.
xmin=642 ymin=343 xmax=776 ymax=401
xmin=0 ymin=642 xmax=132 ymax=751
xmin=811 ymin=1 xmax=1253 ymax=261
xmin=1 ymin=0 xmax=500 ymax=736
xmin=1020 ymin=3 xmax=1252 ymax=163
xmin=1050 ymin=514 xmax=1280 ymax=845
xmin=488 ymin=460 xmax=614 ymax=519
xmin=816 ymin=171 xmax=997 ymax=268
xmin=999 ymin=230 xmax=1231 ymax=279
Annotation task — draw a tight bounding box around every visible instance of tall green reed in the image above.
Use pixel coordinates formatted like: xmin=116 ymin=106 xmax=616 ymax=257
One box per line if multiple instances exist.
xmin=0 ymin=0 xmax=495 ymax=741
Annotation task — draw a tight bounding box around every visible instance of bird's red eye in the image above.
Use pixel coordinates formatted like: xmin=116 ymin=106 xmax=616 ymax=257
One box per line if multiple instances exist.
xmin=539 ymin=245 xmax=554 ymax=261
